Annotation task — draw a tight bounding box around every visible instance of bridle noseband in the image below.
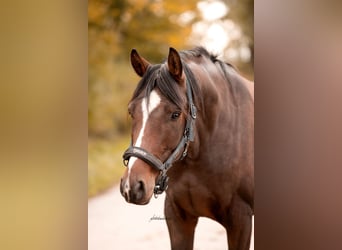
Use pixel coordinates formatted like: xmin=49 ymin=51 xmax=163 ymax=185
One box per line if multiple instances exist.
xmin=122 ymin=79 xmax=197 ymax=196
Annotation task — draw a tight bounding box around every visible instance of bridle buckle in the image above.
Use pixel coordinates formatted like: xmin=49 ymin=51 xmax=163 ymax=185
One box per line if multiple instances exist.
xmin=154 ymin=171 xmax=169 ymax=198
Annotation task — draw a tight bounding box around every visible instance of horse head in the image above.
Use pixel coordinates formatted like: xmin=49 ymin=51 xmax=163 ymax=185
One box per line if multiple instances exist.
xmin=120 ymin=48 xmax=192 ymax=205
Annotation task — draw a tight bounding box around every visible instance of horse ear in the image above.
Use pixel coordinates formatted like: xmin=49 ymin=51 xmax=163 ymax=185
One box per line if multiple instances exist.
xmin=167 ymin=47 xmax=183 ymax=82
xmin=130 ymin=49 xmax=151 ymax=77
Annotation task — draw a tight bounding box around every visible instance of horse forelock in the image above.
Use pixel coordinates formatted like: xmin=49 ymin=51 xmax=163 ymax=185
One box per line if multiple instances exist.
xmin=130 ymin=61 xmax=202 ymax=114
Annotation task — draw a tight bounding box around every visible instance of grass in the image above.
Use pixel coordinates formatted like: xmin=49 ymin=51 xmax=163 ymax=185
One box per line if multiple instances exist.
xmin=88 ymin=135 xmax=130 ymax=197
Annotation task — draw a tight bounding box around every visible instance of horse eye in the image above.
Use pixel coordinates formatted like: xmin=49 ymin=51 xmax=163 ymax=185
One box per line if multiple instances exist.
xmin=171 ymin=111 xmax=181 ymax=120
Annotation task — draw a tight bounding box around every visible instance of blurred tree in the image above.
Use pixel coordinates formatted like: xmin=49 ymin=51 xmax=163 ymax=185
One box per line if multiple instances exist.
xmin=223 ymin=0 xmax=254 ymax=66
xmin=89 ymin=0 xmax=199 ymax=62
xmin=88 ymin=0 xmax=199 ymax=137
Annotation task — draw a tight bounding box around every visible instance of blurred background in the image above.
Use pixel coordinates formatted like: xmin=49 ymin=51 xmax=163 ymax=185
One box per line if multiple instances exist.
xmin=2 ymin=0 xmax=341 ymax=249
xmin=88 ymin=0 xmax=254 ymax=197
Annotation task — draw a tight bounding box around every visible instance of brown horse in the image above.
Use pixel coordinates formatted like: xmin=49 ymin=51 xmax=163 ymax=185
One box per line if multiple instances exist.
xmin=120 ymin=47 xmax=254 ymax=250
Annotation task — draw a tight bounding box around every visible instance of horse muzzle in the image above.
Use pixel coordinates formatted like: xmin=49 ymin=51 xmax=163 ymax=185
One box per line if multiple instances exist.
xmin=120 ymin=178 xmax=151 ymax=205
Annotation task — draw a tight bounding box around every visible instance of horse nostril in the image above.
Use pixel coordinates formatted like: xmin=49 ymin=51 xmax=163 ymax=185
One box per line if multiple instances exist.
xmin=124 ymin=191 xmax=129 ymax=201
xmin=132 ymin=180 xmax=146 ymax=201
xmin=138 ymin=180 xmax=145 ymax=193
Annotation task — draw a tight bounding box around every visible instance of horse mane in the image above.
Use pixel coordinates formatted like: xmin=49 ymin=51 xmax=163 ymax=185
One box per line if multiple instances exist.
xmin=180 ymin=46 xmax=236 ymax=70
xmin=180 ymin=47 xmax=239 ymax=106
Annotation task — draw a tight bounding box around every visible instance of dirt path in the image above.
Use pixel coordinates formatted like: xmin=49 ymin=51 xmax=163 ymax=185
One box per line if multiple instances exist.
xmin=88 ymin=185 xmax=254 ymax=250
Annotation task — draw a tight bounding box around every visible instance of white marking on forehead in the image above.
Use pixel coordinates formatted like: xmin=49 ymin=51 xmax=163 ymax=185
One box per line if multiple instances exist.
xmin=131 ymin=90 xmax=161 ymax=163
xmin=124 ymin=90 xmax=161 ymax=193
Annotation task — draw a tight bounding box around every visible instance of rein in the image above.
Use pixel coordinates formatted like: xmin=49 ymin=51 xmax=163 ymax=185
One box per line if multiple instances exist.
xmin=122 ymin=79 xmax=197 ymax=196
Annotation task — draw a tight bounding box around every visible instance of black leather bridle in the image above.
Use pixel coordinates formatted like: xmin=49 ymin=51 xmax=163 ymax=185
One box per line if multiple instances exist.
xmin=122 ymin=79 xmax=197 ymax=196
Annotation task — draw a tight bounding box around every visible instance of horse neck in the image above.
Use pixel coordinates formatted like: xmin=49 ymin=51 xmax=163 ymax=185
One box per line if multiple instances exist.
xmin=189 ymin=62 xmax=253 ymax=159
